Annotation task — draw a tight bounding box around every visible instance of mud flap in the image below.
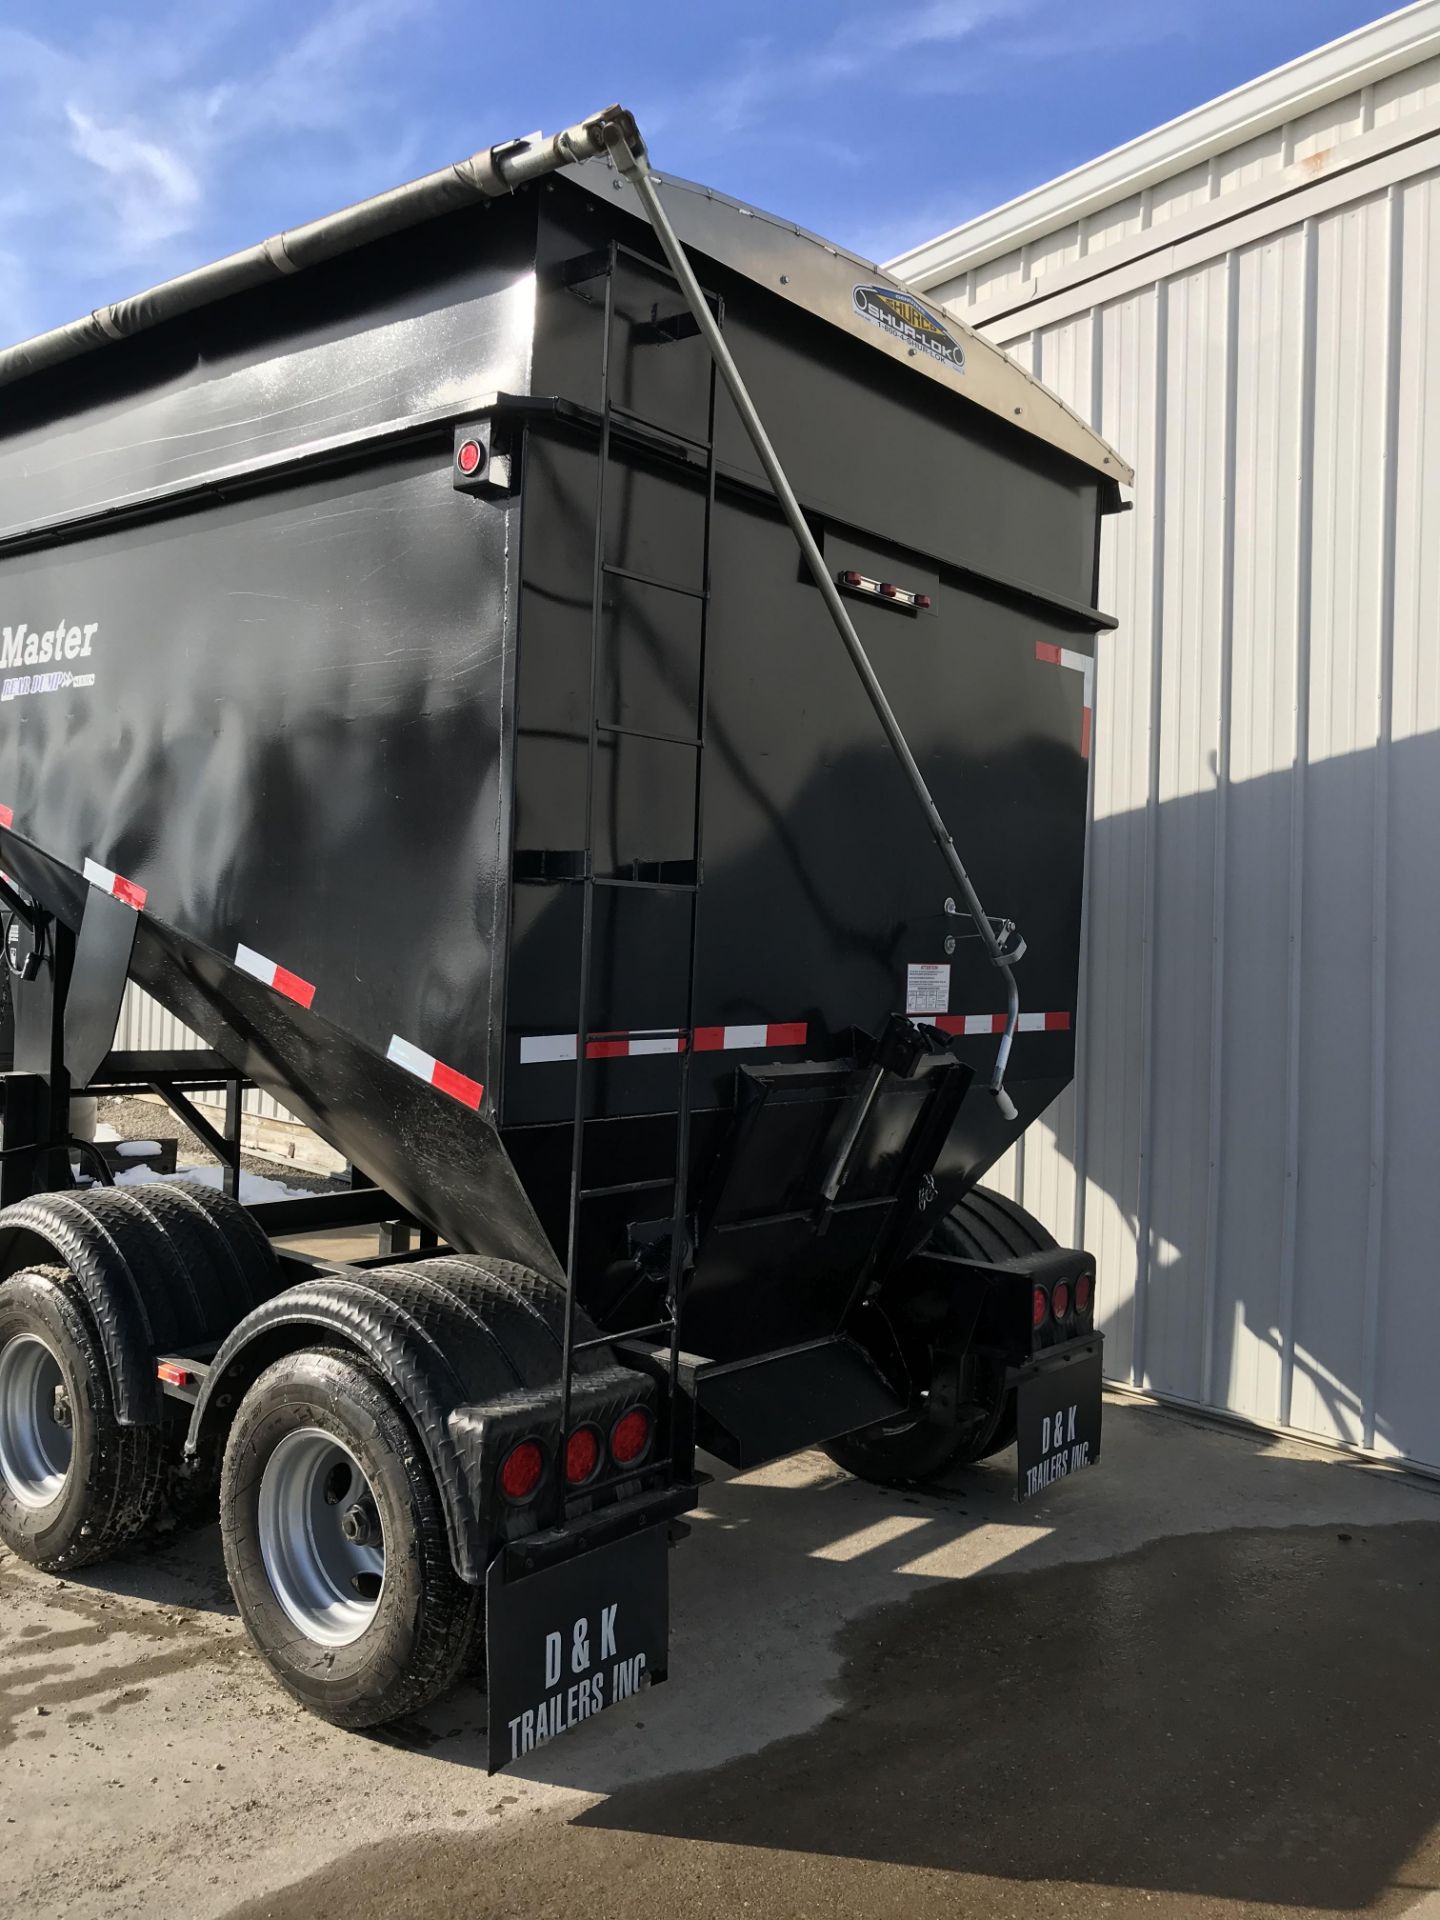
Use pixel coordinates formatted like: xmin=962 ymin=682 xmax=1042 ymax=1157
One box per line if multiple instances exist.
xmin=1015 ymin=1339 xmax=1103 ymax=1503
xmin=485 ymin=1522 xmax=670 ymax=1773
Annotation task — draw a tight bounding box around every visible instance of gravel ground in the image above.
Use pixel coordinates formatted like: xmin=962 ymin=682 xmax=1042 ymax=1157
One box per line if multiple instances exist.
xmin=95 ymin=1096 xmax=345 ymax=1196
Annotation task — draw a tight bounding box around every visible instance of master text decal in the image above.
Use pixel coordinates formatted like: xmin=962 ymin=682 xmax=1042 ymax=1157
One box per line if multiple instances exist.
xmin=1 ymin=618 xmax=99 ymax=701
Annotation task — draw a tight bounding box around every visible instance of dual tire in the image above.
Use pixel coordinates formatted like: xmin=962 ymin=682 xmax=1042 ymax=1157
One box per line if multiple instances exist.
xmin=0 ymin=1266 xmax=163 ymax=1570
xmin=0 ymin=1278 xmax=481 ymax=1727
xmin=0 ymin=1229 xmax=575 ymax=1730
xmin=219 ymin=1348 xmax=479 ymax=1727
xmin=824 ymin=1186 xmax=1056 ymax=1488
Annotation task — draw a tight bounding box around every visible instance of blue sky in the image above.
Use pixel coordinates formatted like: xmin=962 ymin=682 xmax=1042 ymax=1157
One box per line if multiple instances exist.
xmin=0 ymin=0 xmax=1404 ymax=345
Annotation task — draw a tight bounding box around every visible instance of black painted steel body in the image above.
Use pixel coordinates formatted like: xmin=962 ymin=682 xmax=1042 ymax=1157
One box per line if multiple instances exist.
xmin=0 ymin=168 xmax=1117 ymax=1397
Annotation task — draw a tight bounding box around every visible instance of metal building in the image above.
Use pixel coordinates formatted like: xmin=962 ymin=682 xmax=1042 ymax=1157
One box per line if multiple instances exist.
xmin=889 ymin=1 xmax=1440 ymax=1469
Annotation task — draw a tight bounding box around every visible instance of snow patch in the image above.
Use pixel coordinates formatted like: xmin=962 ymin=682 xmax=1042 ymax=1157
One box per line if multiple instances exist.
xmin=111 ymin=1163 xmax=315 ymax=1203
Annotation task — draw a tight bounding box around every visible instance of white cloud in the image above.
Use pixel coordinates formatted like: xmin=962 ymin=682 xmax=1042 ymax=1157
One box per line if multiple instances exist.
xmin=665 ymin=0 xmax=1190 ymax=153
xmin=657 ymin=0 xmax=1034 ymax=141
xmin=0 ymin=0 xmax=434 ymax=344
xmin=65 ymin=105 xmax=202 ymax=253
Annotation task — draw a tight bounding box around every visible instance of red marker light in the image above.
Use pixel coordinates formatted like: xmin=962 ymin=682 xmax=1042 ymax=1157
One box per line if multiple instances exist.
xmin=156 ymin=1362 xmax=194 ymax=1388
xmin=840 ymin=570 xmax=864 ymax=588
xmin=878 ymin=582 xmax=899 ymax=598
xmin=914 ymin=593 xmax=932 ymax=610
xmin=610 ymin=1407 xmax=653 ymax=1467
xmin=1032 ymin=1285 xmax=1049 ymax=1331
xmin=499 ymin=1439 xmax=544 ymax=1502
xmin=565 ymin=1426 xmax=601 ymax=1486
xmin=456 ymin=439 xmax=484 ymax=476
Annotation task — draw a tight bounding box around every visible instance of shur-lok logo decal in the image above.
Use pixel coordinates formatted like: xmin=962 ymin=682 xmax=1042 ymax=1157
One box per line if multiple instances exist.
xmin=1 ymin=618 xmax=99 ymax=701
xmin=852 ymin=284 xmax=966 ymax=372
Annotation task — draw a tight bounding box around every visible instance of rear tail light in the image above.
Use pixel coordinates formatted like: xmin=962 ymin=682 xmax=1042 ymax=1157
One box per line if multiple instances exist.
xmin=1052 ymin=1279 xmax=1071 ymax=1321
xmin=1032 ymin=1284 xmax=1049 ymax=1331
xmin=1075 ymin=1271 xmax=1093 ymax=1315
xmin=565 ymin=1425 xmax=601 ymax=1486
xmin=610 ymin=1407 xmax=654 ymax=1468
xmin=499 ymin=1439 xmax=544 ymax=1504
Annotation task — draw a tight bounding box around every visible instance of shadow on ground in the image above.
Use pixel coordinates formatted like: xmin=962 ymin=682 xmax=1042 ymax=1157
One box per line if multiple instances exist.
xmin=576 ymin=1520 xmax=1440 ymax=1911
xmin=216 ymin=1512 xmax=1440 ymax=1920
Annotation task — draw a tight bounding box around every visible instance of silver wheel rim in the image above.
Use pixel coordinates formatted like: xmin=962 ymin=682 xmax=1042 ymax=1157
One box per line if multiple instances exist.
xmin=0 ymin=1333 xmax=73 ymax=1509
xmin=257 ymin=1428 xmax=385 ymax=1647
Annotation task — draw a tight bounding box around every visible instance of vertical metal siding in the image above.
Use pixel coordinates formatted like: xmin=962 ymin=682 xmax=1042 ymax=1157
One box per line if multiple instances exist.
xmin=910 ymin=75 xmax=1440 ymax=1468
xmin=113 ymin=985 xmax=296 ymax=1126
xmin=1377 ymin=166 xmax=1440 ymax=1461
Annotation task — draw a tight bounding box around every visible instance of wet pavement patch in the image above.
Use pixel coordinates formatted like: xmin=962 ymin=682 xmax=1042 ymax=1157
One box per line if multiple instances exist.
xmin=219 ymin=1522 xmax=1440 ymax=1920
xmin=0 ymin=1560 xmax=240 ymax=1749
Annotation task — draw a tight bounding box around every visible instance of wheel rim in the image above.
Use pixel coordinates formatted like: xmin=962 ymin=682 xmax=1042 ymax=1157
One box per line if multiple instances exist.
xmin=257 ymin=1428 xmax=386 ymax=1647
xmin=0 ymin=1333 xmax=73 ymax=1509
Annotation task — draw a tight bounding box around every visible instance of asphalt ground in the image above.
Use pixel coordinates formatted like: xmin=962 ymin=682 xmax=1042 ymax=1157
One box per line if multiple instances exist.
xmin=4 ymin=1397 xmax=1439 ymax=1920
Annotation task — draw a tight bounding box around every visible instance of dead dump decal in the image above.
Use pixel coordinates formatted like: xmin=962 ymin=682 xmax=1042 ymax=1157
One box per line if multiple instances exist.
xmin=851 ymin=285 xmax=966 ymax=371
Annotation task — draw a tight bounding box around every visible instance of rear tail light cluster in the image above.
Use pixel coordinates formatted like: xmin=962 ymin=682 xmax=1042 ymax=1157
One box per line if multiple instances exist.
xmin=498 ymin=1404 xmax=656 ymax=1505
xmin=1031 ymin=1270 xmax=1097 ymax=1335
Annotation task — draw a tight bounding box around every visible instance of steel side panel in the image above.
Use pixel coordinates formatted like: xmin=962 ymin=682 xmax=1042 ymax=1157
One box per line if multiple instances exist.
xmin=0 ymin=449 xmax=511 ymax=1095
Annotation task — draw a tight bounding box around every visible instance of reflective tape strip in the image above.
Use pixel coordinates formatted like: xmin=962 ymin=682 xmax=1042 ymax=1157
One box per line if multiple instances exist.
xmin=522 ymin=1032 xmax=579 ymax=1064
xmin=1035 ymin=640 xmax=1094 ymax=758
xmin=919 ymin=1010 xmax=1071 ymax=1035
xmin=518 ymin=1030 xmax=686 ymax=1063
xmin=0 ymin=804 xmax=12 ymax=829
xmin=82 ymin=856 xmax=147 ymax=911
xmin=692 ymin=1022 xmax=808 ymax=1053
xmin=520 ymin=1021 xmax=808 ymax=1063
xmin=387 ymin=1033 xmax=484 ymax=1109
xmin=625 ymin=1032 xmax=686 ymax=1058
xmin=235 ymin=943 xmax=316 ymax=1010
xmin=699 ymin=1023 xmax=764 ymax=1050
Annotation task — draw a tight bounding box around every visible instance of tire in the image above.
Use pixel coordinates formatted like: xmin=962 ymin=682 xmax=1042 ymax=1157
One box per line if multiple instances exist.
xmin=164 ymin=1182 xmax=280 ymax=1314
xmin=824 ymin=1187 xmax=1057 ymax=1488
xmin=0 ymin=1266 xmax=163 ymax=1570
xmin=220 ymin=1348 xmax=479 ymax=1729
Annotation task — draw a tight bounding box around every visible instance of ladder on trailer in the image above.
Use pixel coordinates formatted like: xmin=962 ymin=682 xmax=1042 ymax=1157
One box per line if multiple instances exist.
xmin=551 ymin=242 xmax=722 ymax=1496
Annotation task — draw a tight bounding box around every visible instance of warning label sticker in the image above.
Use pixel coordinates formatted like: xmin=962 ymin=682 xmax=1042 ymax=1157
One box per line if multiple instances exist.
xmin=906 ymin=963 xmax=950 ymax=1015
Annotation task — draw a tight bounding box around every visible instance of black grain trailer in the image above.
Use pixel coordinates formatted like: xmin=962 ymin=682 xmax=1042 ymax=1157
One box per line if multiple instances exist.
xmin=0 ymin=108 xmax=1130 ymax=1767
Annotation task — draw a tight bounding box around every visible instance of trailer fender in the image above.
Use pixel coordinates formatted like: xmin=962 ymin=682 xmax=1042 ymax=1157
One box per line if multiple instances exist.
xmin=187 ymin=1258 xmax=601 ymax=1584
xmin=0 ymin=1184 xmax=281 ymax=1426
